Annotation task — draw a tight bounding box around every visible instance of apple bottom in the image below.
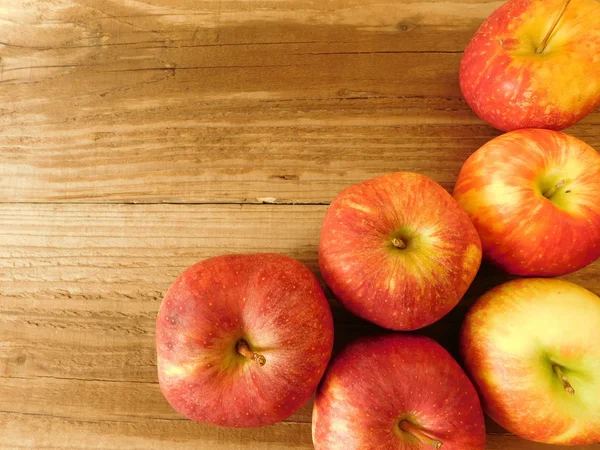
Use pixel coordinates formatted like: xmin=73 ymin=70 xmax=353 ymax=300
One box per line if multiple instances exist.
xmin=312 ymin=335 xmax=486 ymax=450
xmin=158 ymin=347 xmax=320 ymax=428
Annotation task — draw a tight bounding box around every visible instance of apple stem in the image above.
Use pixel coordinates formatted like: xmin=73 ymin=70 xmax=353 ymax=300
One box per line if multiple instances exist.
xmin=553 ymin=365 xmax=575 ymax=394
xmin=236 ymin=340 xmax=266 ymax=366
xmin=542 ymin=179 xmax=567 ymax=199
xmin=392 ymin=238 xmax=407 ymax=249
xmin=536 ymin=0 xmax=571 ymax=53
xmin=399 ymin=420 xmax=443 ymax=449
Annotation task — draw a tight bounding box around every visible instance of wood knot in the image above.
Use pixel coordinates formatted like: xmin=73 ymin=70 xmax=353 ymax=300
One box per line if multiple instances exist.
xmin=272 ymin=174 xmax=299 ymax=181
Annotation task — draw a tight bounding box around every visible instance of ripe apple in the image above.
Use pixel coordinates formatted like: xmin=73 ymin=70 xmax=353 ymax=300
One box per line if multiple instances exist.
xmin=156 ymin=253 xmax=334 ymax=427
xmin=454 ymin=129 xmax=600 ymax=276
xmin=312 ymin=334 xmax=486 ymax=449
xmin=319 ymin=172 xmax=481 ymax=331
xmin=460 ymin=0 xmax=600 ymax=131
xmin=461 ymin=278 xmax=600 ymax=445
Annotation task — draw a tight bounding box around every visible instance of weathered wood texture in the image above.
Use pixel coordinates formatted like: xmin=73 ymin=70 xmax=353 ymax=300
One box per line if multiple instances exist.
xmin=1 ymin=0 xmax=599 ymax=449
xmin=1 ymin=0 xmax=598 ymax=204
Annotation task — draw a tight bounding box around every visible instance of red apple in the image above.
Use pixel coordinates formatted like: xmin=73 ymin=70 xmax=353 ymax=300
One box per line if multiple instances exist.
xmin=461 ymin=278 xmax=600 ymax=445
xmin=312 ymin=334 xmax=486 ymax=449
xmin=460 ymin=0 xmax=600 ymax=131
xmin=156 ymin=253 xmax=334 ymax=427
xmin=319 ymin=172 xmax=481 ymax=331
xmin=454 ymin=129 xmax=600 ymax=276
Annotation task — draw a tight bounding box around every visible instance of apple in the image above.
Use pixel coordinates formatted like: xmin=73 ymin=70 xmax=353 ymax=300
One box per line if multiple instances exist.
xmin=454 ymin=128 xmax=600 ymax=276
xmin=461 ymin=278 xmax=600 ymax=445
xmin=460 ymin=0 xmax=600 ymax=131
xmin=156 ymin=253 xmax=334 ymax=427
xmin=312 ymin=334 xmax=486 ymax=449
xmin=319 ymin=172 xmax=482 ymax=331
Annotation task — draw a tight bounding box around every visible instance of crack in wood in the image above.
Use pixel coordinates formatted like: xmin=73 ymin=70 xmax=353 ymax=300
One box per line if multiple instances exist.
xmin=0 ymin=374 xmax=158 ymax=385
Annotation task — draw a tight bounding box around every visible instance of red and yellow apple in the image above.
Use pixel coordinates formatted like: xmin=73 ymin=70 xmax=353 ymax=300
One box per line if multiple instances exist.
xmin=312 ymin=334 xmax=486 ymax=449
xmin=460 ymin=0 xmax=600 ymax=131
xmin=319 ymin=172 xmax=481 ymax=331
xmin=461 ymin=278 xmax=600 ymax=445
xmin=156 ymin=253 xmax=334 ymax=427
xmin=454 ymin=129 xmax=600 ymax=276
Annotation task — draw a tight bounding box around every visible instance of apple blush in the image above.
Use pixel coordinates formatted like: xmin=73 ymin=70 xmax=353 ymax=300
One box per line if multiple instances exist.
xmin=454 ymin=129 xmax=600 ymax=276
xmin=312 ymin=334 xmax=486 ymax=449
xmin=156 ymin=253 xmax=334 ymax=427
xmin=460 ymin=0 xmax=600 ymax=131
xmin=461 ymin=278 xmax=600 ymax=445
xmin=319 ymin=172 xmax=482 ymax=331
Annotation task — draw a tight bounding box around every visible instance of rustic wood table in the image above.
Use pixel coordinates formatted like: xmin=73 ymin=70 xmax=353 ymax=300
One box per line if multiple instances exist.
xmin=1 ymin=0 xmax=599 ymax=449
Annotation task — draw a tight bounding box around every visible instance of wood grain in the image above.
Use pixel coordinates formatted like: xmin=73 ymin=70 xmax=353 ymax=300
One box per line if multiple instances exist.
xmin=1 ymin=0 xmax=600 ymax=448
xmin=1 ymin=0 xmax=598 ymax=204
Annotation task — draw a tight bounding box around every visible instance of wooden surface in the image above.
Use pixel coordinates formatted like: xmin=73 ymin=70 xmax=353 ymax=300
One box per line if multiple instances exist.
xmin=0 ymin=0 xmax=599 ymax=449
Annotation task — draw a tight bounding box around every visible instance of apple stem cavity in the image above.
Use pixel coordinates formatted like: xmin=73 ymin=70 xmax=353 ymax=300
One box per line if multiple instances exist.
xmin=236 ymin=340 xmax=266 ymax=366
xmin=553 ymin=364 xmax=575 ymax=395
xmin=543 ymin=179 xmax=569 ymax=199
xmin=392 ymin=238 xmax=407 ymax=250
xmin=399 ymin=420 xmax=443 ymax=449
xmin=536 ymin=0 xmax=572 ymax=54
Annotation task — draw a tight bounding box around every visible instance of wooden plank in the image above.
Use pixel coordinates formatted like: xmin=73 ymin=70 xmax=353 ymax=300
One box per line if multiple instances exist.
xmin=0 ymin=411 xmax=313 ymax=450
xmin=2 ymin=414 xmax=600 ymax=450
xmin=1 ymin=203 xmax=600 ymax=448
xmin=2 ymin=0 xmax=597 ymax=204
xmin=3 ymin=410 xmax=599 ymax=450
